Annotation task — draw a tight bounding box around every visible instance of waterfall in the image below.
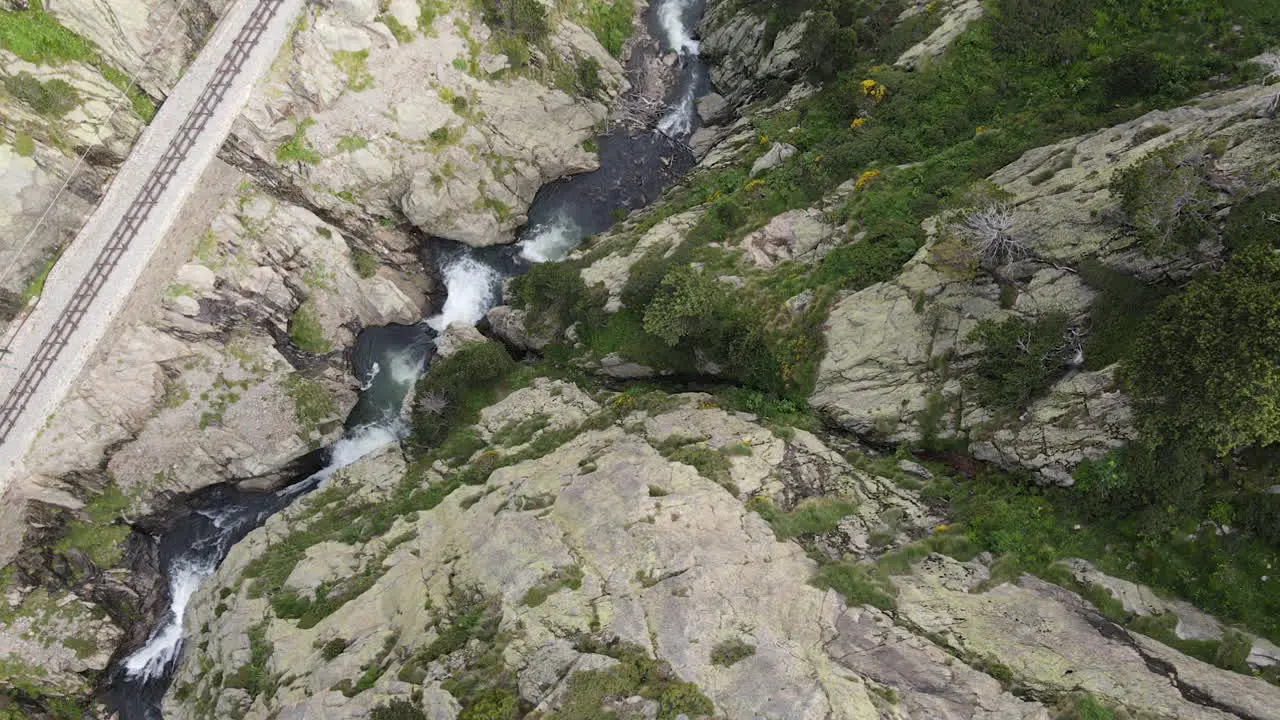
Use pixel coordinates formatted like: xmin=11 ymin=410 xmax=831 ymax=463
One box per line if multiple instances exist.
xmin=122 ymin=555 xmax=216 ymax=681
xmin=519 ymin=213 xmax=581 ymax=263
xmin=657 ymin=0 xmax=700 ymax=54
xmin=427 ymin=252 xmax=503 ymax=330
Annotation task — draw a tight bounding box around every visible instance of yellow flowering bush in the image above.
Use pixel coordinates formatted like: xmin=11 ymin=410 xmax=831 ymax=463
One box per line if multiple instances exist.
xmin=849 ymin=117 xmax=868 ymax=129
xmin=854 ymin=169 xmax=881 ymax=190
xmin=859 ymin=79 xmax=887 ymax=103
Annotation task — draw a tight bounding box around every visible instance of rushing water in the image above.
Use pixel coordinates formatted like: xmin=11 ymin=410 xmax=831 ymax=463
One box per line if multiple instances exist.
xmin=106 ymin=0 xmax=712 ymax=715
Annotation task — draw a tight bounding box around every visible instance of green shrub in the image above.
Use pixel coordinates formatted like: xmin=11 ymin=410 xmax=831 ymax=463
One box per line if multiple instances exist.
xmin=372 ymin=699 xmax=427 ymax=720
xmin=1222 ymin=188 xmax=1280 ymax=252
xmin=521 ymin=565 xmax=584 ymax=607
xmin=1123 ymin=244 xmax=1280 ymax=453
xmin=813 ymin=562 xmax=896 ymax=612
xmin=1076 ymin=258 xmax=1170 ymax=370
xmin=352 ymin=250 xmax=378 ymax=278
xmin=288 ymin=301 xmax=332 ymax=353
xmin=1072 ymin=693 xmax=1116 ymax=720
xmin=1109 ymin=140 xmax=1216 ymax=254
xmin=320 ymin=637 xmax=348 ymax=660
xmin=965 ymin=312 xmax=1070 ymax=410
xmin=1072 ymin=444 xmax=1205 ymax=535
xmin=458 ymin=689 xmax=519 ymax=720
xmin=553 ymin=642 xmax=714 ymax=720
xmin=709 ymin=638 xmax=756 ymax=667
xmin=574 ymin=56 xmax=604 ymax=99
xmin=478 ymin=0 xmax=548 ymax=42
xmin=4 ymin=72 xmax=78 ymax=117
xmin=410 ymin=341 xmax=516 ymax=449
xmin=509 ymin=260 xmax=598 ymax=334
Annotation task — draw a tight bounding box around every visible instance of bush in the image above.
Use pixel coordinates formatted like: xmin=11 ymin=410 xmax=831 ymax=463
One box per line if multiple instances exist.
xmin=1072 ymin=444 xmax=1205 ymax=535
xmin=965 ymin=312 xmax=1070 ymax=411
xmin=372 ymin=699 xmax=428 ymax=720
xmin=1076 ymin=258 xmax=1171 ymax=370
xmin=352 ymin=250 xmax=378 ymax=278
xmin=1109 ymin=140 xmax=1216 ymax=254
xmin=4 ymin=72 xmax=78 ymax=117
xmin=1123 ymin=244 xmax=1280 ymax=453
xmin=509 ymin=260 xmax=598 ymax=333
xmin=709 ymin=638 xmax=756 ymax=667
xmin=458 ymin=689 xmax=518 ymax=720
xmin=410 ymin=341 xmax=515 ymax=449
xmin=1222 ymin=188 xmax=1280 ymax=252
xmin=575 ymin=56 xmax=603 ymax=99
xmin=288 ymin=301 xmax=332 ymax=353
xmin=320 ymin=637 xmax=348 ymax=660
xmin=477 ymin=0 xmax=548 ymax=42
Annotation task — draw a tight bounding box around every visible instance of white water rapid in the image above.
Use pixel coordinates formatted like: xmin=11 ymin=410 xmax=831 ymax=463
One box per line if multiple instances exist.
xmin=655 ymin=0 xmax=703 ymax=140
xmin=657 ymin=0 xmax=700 ymax=54
xmin=519 ymin=213 xmax=581 ymax=263
xmin=427 ymin=253 xmax=503 ymax=330
xmin=122 ymin=422 xmax=406 ymax=682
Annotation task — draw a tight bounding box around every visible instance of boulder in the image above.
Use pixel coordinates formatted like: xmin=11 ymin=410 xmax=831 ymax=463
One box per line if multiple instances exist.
xmin=749 ymin=142 xmax=797 ymax=176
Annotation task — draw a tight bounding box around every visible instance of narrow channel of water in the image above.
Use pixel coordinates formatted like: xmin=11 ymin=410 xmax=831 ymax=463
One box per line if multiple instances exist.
xmin=106 ymin=0 xmax=712 ymax=714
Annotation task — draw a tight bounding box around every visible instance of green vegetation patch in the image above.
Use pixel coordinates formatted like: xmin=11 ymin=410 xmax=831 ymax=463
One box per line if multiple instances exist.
xmin=550 ymin=639 xmax=714 ymax=720
xmin=4 ymin=72 xmax=79 ymax=118
xmin=20 ymin=245 xmax=62 ymax=304
xmin=1123 ymin=243 xmax=1280 ymax=454
xmin=53 ymin=482 xmax=132 ymax=568
xmin=333 ymin=49 xmax=374 ymax=91
xmin=521 ymin=564 xmax=583 ymax=607
xmin=284 ymin=372 xmax=336 ymax=435
xmin=224 ymin=621 xmax=277 ymax=700
xmin=352 ymin=249 xmax=379 ymax=278
xmin=747 ymin=496 xmax=858 ymax=538
xmin=965 ymin=312 xmax=1070 ymax=411
xmin=490 ymin=412 xmax=550 ymax=447
xmin=288 ymin=300 xmax=332 ymax=354
xmin=710 ymin=638 xmax=755 ymax=667
xmin=276 ymin=117 xmax=322 ymax=165
xmin=574 ymin=0 xmax=633 ymax=57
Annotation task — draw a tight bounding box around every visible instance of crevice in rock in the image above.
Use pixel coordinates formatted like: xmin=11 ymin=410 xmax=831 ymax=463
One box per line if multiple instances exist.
xmin=1081 ymin=611 xmax=1268 ymax=720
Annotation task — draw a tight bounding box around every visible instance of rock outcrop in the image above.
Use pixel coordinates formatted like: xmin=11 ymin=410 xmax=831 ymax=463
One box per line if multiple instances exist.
xmin=231 ymin=0 xmax=625 ymax=246
xmin=165 ymin=380 xmax=1280 ymax=719
xmin=162 ymin=387 xmax=1032 ymax=720
xmin=812 ymin=83 xmax=1280 ymax=483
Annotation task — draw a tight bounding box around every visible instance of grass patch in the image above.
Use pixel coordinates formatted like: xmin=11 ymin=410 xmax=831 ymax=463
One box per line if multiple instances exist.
xmin=521 ymin=565 xmax=583 ymax=607
xmin=333 ymin=49 xmax=374 ymax=91
xmin=53 ymin=482 xmax=132 ymax=568
xmin=276 ymin=117 xmax=322 ymax=165
xmin=20 ymin=245 xmax=62 ymax=304
xmin=709 ymin=638 xmax=755 ymax=667
xmin=352 ymin=249 xmax=378 ymax=278
xmin=747 ymin=496 xmax=858 ymax=538
xmin=554 ymin=639 xmax=714 ymax=720
xmin=288 ymin=300 xmax=331 ymax=354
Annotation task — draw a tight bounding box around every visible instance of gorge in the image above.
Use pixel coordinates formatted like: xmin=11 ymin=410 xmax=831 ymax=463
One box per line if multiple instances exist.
xmin=1 ymin=0 xmax=1279 ymax=718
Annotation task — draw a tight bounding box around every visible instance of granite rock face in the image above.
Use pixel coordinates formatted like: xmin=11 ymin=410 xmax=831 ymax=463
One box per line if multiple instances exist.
xmin=232 ymin=0 xmax=626 ymax=247
xmin=812 ymin=83 xmax=1280 ymax=483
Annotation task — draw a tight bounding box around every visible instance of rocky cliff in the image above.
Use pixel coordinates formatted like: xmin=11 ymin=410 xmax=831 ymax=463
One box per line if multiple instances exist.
xmin=165 ymin=365 xmax=1280 ymax=719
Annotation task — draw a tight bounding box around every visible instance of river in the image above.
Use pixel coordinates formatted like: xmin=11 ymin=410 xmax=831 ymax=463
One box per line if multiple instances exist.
xmin=106 ymin=0 xmax=709 ymax=714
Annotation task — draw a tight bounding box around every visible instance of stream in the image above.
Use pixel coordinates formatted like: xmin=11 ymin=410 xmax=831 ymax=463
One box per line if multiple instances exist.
xmin=106 ymin=0 xmax=709 ymax=715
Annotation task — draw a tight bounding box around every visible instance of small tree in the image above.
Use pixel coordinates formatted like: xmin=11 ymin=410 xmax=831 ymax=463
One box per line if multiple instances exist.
xmin=1110 ymin=140 xmax=1217 ymax=254
xmin=1123 ymin=243 xmax=1280 ymax=453
xmin=965 ymin=312 xmax=1072 ymax=410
